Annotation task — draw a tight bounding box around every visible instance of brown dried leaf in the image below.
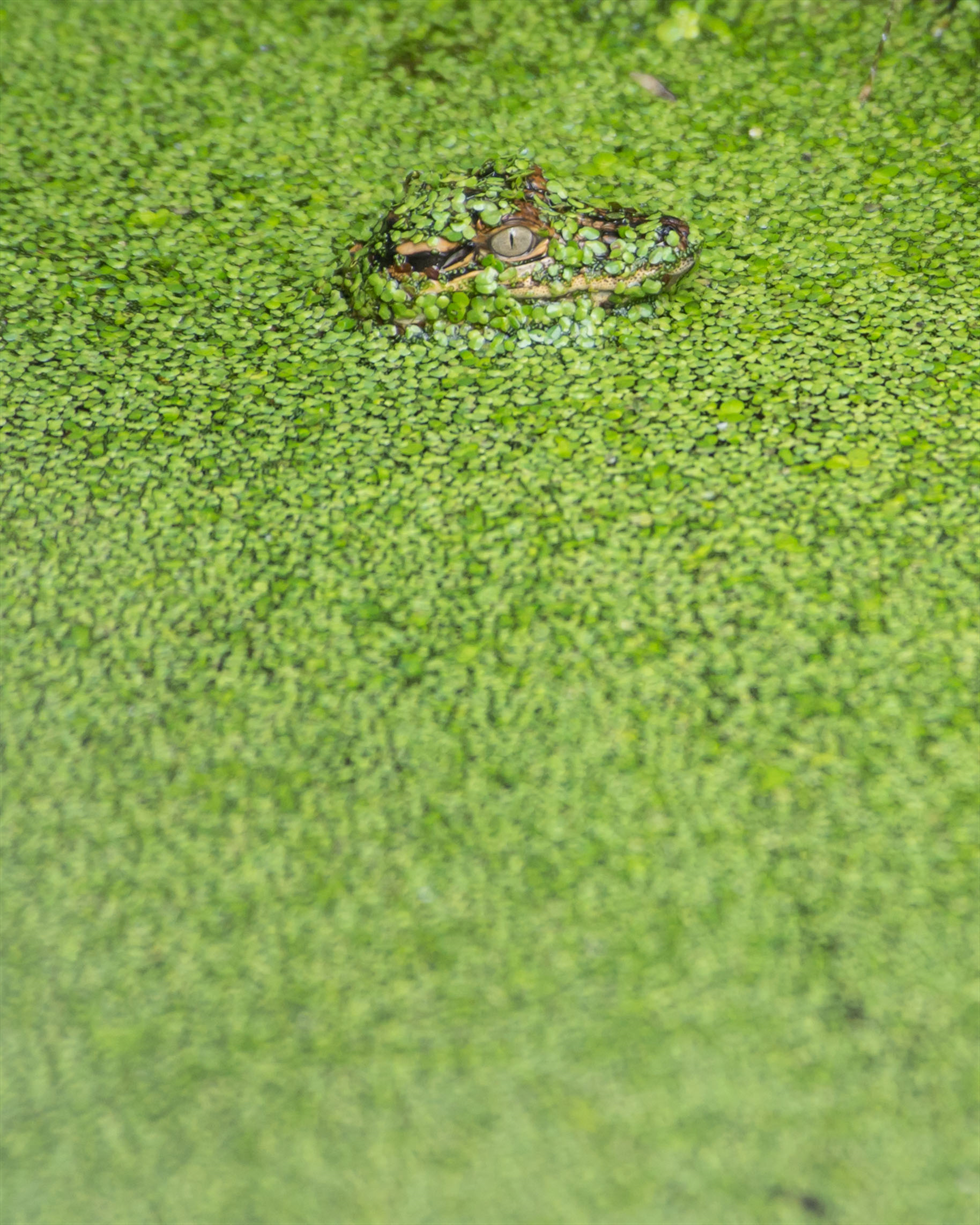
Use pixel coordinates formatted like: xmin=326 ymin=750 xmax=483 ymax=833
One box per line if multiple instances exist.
xmin=629 ymin=71 xmax=677 ymax=102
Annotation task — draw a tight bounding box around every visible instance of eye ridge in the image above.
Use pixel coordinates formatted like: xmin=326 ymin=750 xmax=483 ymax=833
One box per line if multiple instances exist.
xmin=488 ymin=224 xmax=538 ymax=259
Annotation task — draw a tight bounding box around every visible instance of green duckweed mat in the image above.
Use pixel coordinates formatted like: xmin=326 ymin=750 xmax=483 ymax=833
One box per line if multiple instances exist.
xmin=2 ymin=1 xmax=978 ymax=1221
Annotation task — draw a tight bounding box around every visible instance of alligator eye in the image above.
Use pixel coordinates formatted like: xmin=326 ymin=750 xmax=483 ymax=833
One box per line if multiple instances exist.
xmin=489 ymin=225 xmax=536 ymax=258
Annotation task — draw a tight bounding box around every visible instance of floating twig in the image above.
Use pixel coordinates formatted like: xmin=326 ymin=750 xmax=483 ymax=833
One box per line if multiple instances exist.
xmin=859 ymin=0 xmax=906 ymax=103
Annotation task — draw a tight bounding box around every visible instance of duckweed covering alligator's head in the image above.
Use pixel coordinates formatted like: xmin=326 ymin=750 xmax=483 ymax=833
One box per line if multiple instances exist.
xmin=339 ymin=157 xmax=702 ymax=335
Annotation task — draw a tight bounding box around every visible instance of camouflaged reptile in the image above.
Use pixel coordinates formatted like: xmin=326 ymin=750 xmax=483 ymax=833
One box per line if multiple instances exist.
xmin=338 ymin=157 xmax=701 ymax=334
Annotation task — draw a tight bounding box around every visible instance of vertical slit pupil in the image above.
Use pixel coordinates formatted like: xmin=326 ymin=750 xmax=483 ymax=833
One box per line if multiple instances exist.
xmin=491 ymin=226 xmax=534 ymax=257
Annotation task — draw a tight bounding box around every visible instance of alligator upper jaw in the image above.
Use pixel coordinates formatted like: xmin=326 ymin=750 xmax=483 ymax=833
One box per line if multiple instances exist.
xmin=401 ymin=252 xmax=699 ymax=304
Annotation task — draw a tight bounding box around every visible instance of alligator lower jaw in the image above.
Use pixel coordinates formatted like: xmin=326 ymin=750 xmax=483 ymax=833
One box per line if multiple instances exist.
xmin=388 ymin=254 xmax=699 ymax=327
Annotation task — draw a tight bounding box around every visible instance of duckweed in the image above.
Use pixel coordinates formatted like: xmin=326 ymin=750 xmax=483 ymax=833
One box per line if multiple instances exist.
xmin=2 ymin=0 xmax=978 ymax=1221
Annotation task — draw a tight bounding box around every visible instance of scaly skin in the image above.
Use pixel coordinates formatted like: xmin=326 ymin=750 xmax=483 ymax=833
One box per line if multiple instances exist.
xmin=339 ymin=158 xmax=702 ymax=333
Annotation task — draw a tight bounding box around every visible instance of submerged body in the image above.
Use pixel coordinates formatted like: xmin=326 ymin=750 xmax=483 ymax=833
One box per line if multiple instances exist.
xmin=340 ymin=158 xmax=701 ymax=332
